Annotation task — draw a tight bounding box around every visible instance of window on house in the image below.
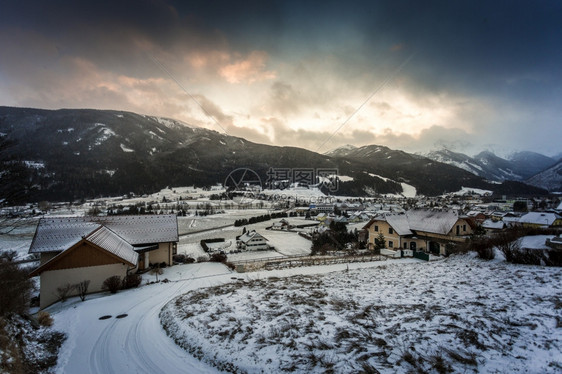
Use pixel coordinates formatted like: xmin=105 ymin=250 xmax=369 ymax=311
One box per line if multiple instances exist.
xmin=463 ymin=224 xmax=467 ymax=231
xmin=389 ymin=227 xmax=394 ymax=234
xmin=388 ymin=241 xmax=393 ymax=248
xmin=404 ymin=242 xmax=408 ymax=248
xmin=374 ymin=225 xmax=378 ymax=232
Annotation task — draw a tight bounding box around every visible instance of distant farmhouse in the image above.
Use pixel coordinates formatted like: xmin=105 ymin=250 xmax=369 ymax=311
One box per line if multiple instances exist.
xmin=236 ymin=230 xmax=269 ymax=251
xmin=271 ymin=219 xmax=293 ymax=231
xmin=29 ymin=215 xmax=178 ymax=308
xmin=363 ymin=209 xmax=473 ymax=256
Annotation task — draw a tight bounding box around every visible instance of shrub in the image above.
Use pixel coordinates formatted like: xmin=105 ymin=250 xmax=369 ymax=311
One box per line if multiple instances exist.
xmin=173 ymin=254 xmax=196 ymax=264
xmin=475 ymin=245 xmax=495 ymax=260
xmin=56 ymin=284 xmax=74 ymax=302
xmin=102 ymin=276 xmax=121 ymax=294
xmin=225 ymin=262 xmax=236 ymax=271
xmin=122 ymin=274 xmax=142 ymax=289
xmin=75 ymin=280 xmax=90 ymax=301
xmin=0 ymin=258 xmax=34 ymax=316
xmin=197 ymin=256 xmax=209 ymax=263
xmin=0 ymin=250 xmax=18 ymax=262
xmin=497 ymin=237 xmax=522 ymax=263
xmin=36 ymin=311 xmax=53 ymax=327
xmin=150 ymin=264 xmax=164 ymax=282
xmin=210 ymin=252 xmax=227 ymax=263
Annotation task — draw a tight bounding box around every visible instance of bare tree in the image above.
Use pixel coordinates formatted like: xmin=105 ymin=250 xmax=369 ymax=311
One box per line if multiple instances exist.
xmin=150 ymin=264 xmax=163 ymax=282
xmin=56 ymin=283 xmax=74 ymax=302
xmin=75 ymin=280 xmax=91 ymax=301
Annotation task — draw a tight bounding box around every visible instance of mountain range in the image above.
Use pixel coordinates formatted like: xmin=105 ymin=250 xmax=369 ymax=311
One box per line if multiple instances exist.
xmin=0 ymin=106 xmax=551 ymax=204
xmin=424 ymin=148 xmax=557 ymax=182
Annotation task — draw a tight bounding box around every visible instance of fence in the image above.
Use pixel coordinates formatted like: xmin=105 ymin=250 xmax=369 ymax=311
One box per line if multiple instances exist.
xmin=233 ymin=253 xmax=386 ymax=272
xmin=413 ymin=251 xmax=430 ymax=261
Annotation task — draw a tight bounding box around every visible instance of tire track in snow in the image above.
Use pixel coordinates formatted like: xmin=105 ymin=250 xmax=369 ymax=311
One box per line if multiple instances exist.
xmin=89 ymin=317 xmax=120 ymax=374
xmin=123 ymin=282 xmax=186 ymax=373
xmin=87 ymin=276 xmax=227 ymax=374
xmin=88 ymin=281 xmax=184 ymax=374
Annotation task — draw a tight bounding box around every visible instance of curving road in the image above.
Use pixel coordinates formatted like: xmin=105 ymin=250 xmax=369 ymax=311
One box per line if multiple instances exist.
xmin=52 ymin=260 xmax=393 ymax=374
xmin=53 ymin=264 xmax=235 ymax=374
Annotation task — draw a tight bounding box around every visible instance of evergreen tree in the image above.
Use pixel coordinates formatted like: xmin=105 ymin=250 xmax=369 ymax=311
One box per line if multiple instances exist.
xmin=375 ymin=232 xmax=386 ymax=250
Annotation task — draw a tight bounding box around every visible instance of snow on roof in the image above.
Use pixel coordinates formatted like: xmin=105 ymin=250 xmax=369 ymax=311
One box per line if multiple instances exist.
xmin=29 ymin=220 xmax=101 ymax=253
xmin=466 ymin=211 xmax=485 ymax=217
xmin=482 ymin=219 xmax=505 ymax=230
xmin=364 ymin=210 xmax=460 ymax=235
xmin=86 ymin=226 xmax=138 ymax=265
xmin=502 ymin=216 xmax=520 ymax=223
xmin=91 ymin=215 xmax=178 ymax=244
xmin=384 ymin=214 xmax=413 ymax=236
xmin=29 ymin=215 xmax=178 ymax=254
xmin=238 ymin=230 xmax=267 ymax=243
xmin=405 ymin=209 xmax=460 ymax=235
xmin=519 ymin=212 xmax=561 ymax=225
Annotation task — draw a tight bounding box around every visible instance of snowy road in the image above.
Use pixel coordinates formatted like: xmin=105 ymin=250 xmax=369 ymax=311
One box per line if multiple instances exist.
xmin=52 ymin=263 xmax=234 ymax=374
xmin=51 ymin=260 xmax=412 ymax=374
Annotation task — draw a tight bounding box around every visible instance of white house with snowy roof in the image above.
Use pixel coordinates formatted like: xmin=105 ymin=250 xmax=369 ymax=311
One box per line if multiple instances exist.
xmin=363 ymin=209 xmax=473 ymax=256
xmin=236 ymin=230 xmax=269 ymax=251
xmin=518 ymin=212 xmax=562 ymax=228
xmin=481 ymin=219 xmax=507 ymax=234
xmin=29 ymin=215 xmax=178 ymax=308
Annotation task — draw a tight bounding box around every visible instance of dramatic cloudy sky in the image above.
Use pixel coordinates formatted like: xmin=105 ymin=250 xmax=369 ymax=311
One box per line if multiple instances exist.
xmin=1 ymin=1 xmax=561 ymax=156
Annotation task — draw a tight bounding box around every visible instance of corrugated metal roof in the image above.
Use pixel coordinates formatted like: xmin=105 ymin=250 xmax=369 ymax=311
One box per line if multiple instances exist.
xmin=29 ymin=220 xmax=101 ymax=253
xmin=86 ymin=226 xmax=138 ymax=265
xmin=89 ymin=215 xmax=178 ymax=244
xmin=29 ymin=214 xmax=178 ymax=254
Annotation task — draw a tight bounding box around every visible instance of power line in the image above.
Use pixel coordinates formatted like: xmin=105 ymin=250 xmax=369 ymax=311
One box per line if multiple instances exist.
xmin=315 ymin=50 xmax=417 ymax=153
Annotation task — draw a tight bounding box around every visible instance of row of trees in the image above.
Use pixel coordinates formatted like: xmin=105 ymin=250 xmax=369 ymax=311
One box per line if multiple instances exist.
xmin=234 ymin=212 xmax=289 ymax=227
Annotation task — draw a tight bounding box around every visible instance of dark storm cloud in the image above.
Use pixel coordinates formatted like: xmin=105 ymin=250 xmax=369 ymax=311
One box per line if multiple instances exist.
xmin=1 ymin=0 xmax=561 ymax=155
xmin=0 ymin=0 xmax=227 ymax=76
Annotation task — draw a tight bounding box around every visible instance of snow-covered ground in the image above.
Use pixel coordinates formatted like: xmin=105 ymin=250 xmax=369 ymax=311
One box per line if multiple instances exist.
xmin=450 ymin=187 xmax=493 ymax=196
xmin=226 ymin=250 xmax=284 ymax=263
xmin=177 ymin=215 xmax=313 ymax=262
xmin=518 ymin=235 xmax=551 ymax=250
xmin=49 ymin=260 xmax=411 ymax=374
xmin=161 ymin=254 xmax=562 ymax=373
xmin=261 ymin=229 xmax=311 ymax=256
xmin=400 ymin=182 xmax=417 ymax=198
xmin=0 ymin=218 xmax=39 ymax=260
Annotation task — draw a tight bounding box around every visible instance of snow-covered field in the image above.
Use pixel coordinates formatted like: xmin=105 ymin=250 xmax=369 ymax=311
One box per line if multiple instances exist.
xmin=178 ymin=229 xmax=312 ymax=263
xmin=49 ymin=260 xmax=409 ymax=374
xmin=177 ymin=215 xmax=313 ymax=262
xmin=0 ymin=218 xmax=39 ymax=260
xmin=450 ymin=187 xmax=493 ymax=196
xmin=161 ymin=254 xmax=562 ymax=373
